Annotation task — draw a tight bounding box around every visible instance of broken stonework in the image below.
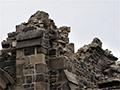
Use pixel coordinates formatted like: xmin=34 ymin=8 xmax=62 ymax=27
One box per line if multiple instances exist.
xmin=0 ymin=11 xmax=119 ymax=90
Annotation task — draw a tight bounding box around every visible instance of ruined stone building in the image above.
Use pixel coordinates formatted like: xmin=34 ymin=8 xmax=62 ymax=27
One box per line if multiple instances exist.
xmin=0 ymin=11 xmax=119 ymax=90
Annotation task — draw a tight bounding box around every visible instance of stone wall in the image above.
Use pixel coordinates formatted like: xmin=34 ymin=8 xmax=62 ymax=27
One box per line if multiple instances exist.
xmin=0 ymin=11 xmax=119 ymax=90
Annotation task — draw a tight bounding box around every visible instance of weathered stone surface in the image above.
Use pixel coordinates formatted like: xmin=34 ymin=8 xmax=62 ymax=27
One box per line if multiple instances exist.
xmin=36 ymin=82 xmax=49 ymax=90
xmin=0 ymin=11 xmax=119 ymax=90
xmin=35 ymin=63 xmax=48 ymax=73
xmin=30 ymin=54 xmax=46 ymax=64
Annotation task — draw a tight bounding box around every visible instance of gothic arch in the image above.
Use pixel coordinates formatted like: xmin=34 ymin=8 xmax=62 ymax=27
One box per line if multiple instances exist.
xmin=0 ymin=68 xmax=15 ymax=90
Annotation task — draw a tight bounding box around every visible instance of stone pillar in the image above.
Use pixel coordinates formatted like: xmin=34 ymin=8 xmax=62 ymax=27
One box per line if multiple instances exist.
xmin=16 ymin=47 xmax=49 ymax=90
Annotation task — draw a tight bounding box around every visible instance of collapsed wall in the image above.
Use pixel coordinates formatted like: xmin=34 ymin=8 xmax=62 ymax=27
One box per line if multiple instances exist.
xmin=0 ymin=11 xmax=119 ymax=90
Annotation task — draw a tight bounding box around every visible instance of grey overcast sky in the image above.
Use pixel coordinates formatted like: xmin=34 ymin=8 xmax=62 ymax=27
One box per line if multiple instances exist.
xmin=0 ymin=0 xmax=120 ymax=58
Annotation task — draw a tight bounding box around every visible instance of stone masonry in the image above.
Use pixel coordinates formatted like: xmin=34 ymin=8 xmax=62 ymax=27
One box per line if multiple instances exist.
xmin=0 ymin=11 xmax=119 ymax=90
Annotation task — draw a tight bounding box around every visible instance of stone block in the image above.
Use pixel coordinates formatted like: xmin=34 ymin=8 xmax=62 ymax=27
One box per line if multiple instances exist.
xmin=23 ymin=56 xmax=31 ymax=65
xmin=35 ymin=74 xmax=45 ymax=82
xmin=48 ymin=49 xmax=57 ymax=56
xmin=25 ymin=76 xmax=33 ymax=83
xmin=16 ymin=50 xmax=24 ymax=58
xmin=35 ymin=63 xmax=48 ymax=73
xmin=30 ymin=54 xmax=46 ymax=64
xmin=23 ymin=83 xmax=34 ymax=90
xmin=1 ymin=40 xmax=10 ymax=48
xmin=16 ymin=30 xmax=44 ymax=41
xmin=23 ymin=68 xmax=34 ymax=75
xmin=16 ymin=59 xmax=25 ymax=65
xmin=17 ymin=56 xmax=31 ymax=65
xmin=36 ymin=46 xmax=47 ymax=54
xmin=24 ymin=64 xmax=34 ymax=69
xmin=49 ymin=57 xmax=67 ymax=70
xmin=35 ymin=82 xmax=49 ymax=90
xmin=16 ymin=76 xmax=25 ymax=85
xmin=16 ymin=38 xmax=42 ymax=49
xmin=23 ymin=84 xmax=31 ymax=88
xmin=16 ymin=63 xmax=24 ymax=76
xmin=14 ymin=85 xmax=24 ymax=90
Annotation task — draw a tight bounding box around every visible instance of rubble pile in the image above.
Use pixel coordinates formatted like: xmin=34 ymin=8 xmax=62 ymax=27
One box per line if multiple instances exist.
xmin=0 ymin=11 xmax=119 ymax=90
